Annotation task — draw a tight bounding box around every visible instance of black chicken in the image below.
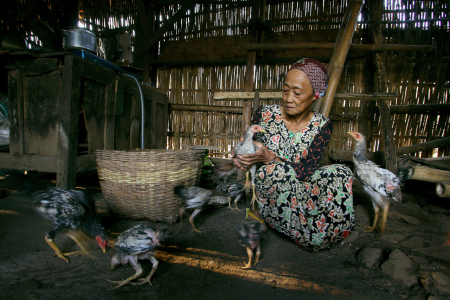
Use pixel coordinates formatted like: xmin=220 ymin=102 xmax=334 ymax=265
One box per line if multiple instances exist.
xmin=348 ymin=131 xmax=403 ymax=233
xmin=233 ymin=124 xmax=266 ymax=210
xmin=174 ymin=185 xmax=212 ymax=233
xmin=109 ymin=225 xmax=171 ymax=289
xmin=33 ymin=187 xmax=108 ymax=263
xmin=238 ymin=220 xmax=265 ymax=269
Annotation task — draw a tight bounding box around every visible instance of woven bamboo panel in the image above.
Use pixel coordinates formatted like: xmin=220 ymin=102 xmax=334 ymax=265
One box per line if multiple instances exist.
xmin=96 ymin=149 xmax=205 ymax=223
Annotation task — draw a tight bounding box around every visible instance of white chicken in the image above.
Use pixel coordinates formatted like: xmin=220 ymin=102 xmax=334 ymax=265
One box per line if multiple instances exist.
xmin=233 ymin=125 xmax=266 ymax=210
xmin=348 ymin=131 xmax=402 ymax=233
xmin=109 ymin=225 xmax=171 ymax=289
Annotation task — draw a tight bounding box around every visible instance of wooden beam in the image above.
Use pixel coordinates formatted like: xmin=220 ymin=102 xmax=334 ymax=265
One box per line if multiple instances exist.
xmin=331 ymin=137 xmax=450 ymax=161
xmin=56 ymin=55 xmax=81 ymax=189
xmin=369 ymin=0 xmax=397 ymax=174
xmin=385 ymin=103 xmax=450 ymax=114
xmin=214 ymin=91 xmax=397 ymax=100
xmin=170 ymin=104 xmax=243 ymax=114
xmin=135 ymin=1 xmax=195 ymax=57
xmin=396 ymin=137 xmax=450 ymax=155
xmin=246 ymin=43 xmax=436 ymax=52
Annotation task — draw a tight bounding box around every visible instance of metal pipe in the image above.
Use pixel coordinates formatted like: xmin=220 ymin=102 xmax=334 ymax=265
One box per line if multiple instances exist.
xmin=122 ymin=73 xmax=144 ymax=149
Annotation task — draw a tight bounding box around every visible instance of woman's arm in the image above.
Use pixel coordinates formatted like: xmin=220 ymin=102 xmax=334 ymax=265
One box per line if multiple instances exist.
xmin=279 ymin=120 xmax=333 ymax=181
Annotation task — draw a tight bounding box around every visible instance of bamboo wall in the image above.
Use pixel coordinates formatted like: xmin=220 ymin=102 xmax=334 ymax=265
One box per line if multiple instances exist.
xmin=1 ymin=0 xmax=449 ymax=158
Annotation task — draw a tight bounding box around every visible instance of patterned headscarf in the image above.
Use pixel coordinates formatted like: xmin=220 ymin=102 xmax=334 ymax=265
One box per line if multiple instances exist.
xmin=289 ymin=58 xmax=328 ymax=98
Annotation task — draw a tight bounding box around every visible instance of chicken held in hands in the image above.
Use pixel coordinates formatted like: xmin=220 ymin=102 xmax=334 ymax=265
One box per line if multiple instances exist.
xmin=348 ymin=131 xmax=403 ymax=234
xmin=233 ymin=125 xmax=266 ymax=210
xmin=33 ymin=187 xmax=108 ymax=263
xmin=174 ymin=185 xmax=212 ymax=233
xmin=109 ymin=225 xmax=171 ymax=289
xmin=238 ymin=220 xmax=265 ymax=269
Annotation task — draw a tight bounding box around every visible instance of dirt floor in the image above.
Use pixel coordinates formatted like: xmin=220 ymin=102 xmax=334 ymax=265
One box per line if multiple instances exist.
xmin=1 ymin=167 xmax=450 ymax=300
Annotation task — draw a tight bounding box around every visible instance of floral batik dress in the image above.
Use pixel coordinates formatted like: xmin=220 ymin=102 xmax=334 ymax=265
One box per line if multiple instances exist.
xmin=252 ymin=105 xmax=355 ymax=252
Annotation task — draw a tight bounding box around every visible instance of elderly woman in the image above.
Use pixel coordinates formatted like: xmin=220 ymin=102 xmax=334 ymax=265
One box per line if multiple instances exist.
xmin=233 ymin=58 xmax=355 ymax=252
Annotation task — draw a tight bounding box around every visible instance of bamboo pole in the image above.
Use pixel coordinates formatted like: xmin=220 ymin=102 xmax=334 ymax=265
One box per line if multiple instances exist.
xmin=409 ymin=166 xmax=450 ymax=183
xmin=246 ymin=43 xmax=436 ymax=52
xmin=319 ymin=0 xmax=363 ymax=117
xmin=436 ymin=182 xmax=450 ymax=198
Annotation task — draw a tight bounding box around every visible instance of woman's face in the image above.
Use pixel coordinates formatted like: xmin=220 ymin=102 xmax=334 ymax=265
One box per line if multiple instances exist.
xmin=282 ymin=69 xmax=316 ymax=116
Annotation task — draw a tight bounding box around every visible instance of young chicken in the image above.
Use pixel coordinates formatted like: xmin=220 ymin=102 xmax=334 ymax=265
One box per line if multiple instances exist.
xmin=109 ymin=225 xmax=171 ymax=290
xmin=213 ymin=161 xmax=238 ymax=184
xmin=348 ymin=131 xmax=402 ymax=233
xmin=174 ymin=185 xmax=212 ymax=233
xmin=216 ymin=178 xmax=246 ymax=211
xmin=238 ymin=220 xmax=266 ymax=269
xmin=233 ymin=125 xmax=266 ymax=210
xmin=33 ymin=187 xmax=108 ymax=263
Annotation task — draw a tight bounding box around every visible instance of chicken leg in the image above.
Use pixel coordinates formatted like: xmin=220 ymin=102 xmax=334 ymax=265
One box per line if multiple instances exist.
xmin=189 ymin=208 xmax=204 ymax=233
xmin=130 ymin=256 xmax=159 ymax=286
xmin=241 ymin=247 xmax=254 ymax=270
xmin=109 ymin=257 xmax=143 ymax=290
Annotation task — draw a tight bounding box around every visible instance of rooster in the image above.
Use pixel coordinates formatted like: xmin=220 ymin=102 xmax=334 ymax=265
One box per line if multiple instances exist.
xmin=33 ymin=187 xmax=108 ymax=263
xmin=109 ymin=225 xmax=171 ymax=289
xmin=238 ymin=220 xmax=265 ymax=269
xmin=348 ymin=131 xmax=403 ymax=233
xmin=174 ymin=185 xmax=212 ymax=233
xmin=233 ymin=125 xmax=266 ymax=210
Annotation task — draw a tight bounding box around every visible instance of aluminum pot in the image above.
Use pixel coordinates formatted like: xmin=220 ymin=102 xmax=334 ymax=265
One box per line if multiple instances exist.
xmin=62 ymin=28 xmax=97 ymax=53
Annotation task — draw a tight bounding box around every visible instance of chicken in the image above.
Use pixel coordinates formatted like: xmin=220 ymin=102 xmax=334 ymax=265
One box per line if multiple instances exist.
xmin=216 ymin=178 xmax=246 ymax=211
xmin=207 ymin=195 xmax=229 ymax=207
xmin=238 ymin=220 xmax=265 ymax=269
xmin=174 ymin=185 xmax=212 ymax=233
xmin=213 ymin=161 xmax=238 ymax=184
xmin=33 ymin=187 xmax=108 ymax=263
xmin=233 ymin=125 xmax=266 ymax=210
xmin=109 ymin=225 xmax=171 ymax=289
xmin=348 ymin=131 xmax=403 ymax=233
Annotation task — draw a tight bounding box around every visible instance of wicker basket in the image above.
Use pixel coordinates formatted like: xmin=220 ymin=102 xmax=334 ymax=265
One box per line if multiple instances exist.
xmin=95 ymin=148 xmax=205 ymax=223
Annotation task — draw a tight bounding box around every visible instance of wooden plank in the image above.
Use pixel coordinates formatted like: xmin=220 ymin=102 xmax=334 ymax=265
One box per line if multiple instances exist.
xmin=23 ymin=72 xmax=60 ymax=156
xmin=114 ymin=91 xmax=133 ymax=150
xmin=8 ymin=70 xmax=24 ymax=157
xmin=57 ymin=55 xmax=81 ymax=189
xmin=0 ymin=153 xmax=57 ymax=172
xmin=5 ymin=58 xmax=59 ymax=74
xmin=104 ymin=83 xmax=115 ymax=150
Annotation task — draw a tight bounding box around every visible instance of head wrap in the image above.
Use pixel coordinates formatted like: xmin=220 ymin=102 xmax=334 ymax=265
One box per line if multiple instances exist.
xmin=289 ymin=58 xmax=328 ymax=98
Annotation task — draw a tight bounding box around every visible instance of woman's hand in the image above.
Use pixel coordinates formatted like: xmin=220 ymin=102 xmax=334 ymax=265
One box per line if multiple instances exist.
xmin=232 ymin=140 xmax=274 ymax=171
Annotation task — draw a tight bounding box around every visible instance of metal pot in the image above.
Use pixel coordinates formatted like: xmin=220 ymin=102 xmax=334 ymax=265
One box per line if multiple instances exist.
xmin=62 ymin=28 xmax=97 ymax=53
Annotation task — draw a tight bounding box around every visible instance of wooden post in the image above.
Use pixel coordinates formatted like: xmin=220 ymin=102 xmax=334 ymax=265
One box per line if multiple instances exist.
xmin=369 ymin=0 xmax=397 ymax=173
xmin=57 ymin=55 xmax=81 ymax=189
xmin=8 ymin=70 xmax=24 ymax=157
xmin=319 ymin=0 xmax=363 ymax=117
